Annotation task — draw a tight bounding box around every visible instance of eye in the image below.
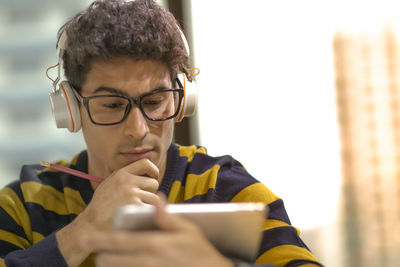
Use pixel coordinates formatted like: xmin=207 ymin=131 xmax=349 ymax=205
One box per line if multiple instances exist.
xmin=142 ymin=94 xmax=165 ymax=106
xmin=103 ymin=102 xmax=125 ymax=109
xmin=143 ymin=99 xmax=162 ymax=106
xmin=92 ymin=97 xmax=127 ymax=110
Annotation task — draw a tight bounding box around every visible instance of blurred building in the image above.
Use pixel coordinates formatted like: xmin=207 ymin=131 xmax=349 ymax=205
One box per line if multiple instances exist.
xmin=334 ymin=24 xmax=400 ymax=267
xmin=0 ymin=0 xmax=91 ymax=187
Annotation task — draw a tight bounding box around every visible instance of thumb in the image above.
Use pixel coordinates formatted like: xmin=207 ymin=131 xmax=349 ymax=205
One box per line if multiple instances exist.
xmin=153 ymin=193 xmax=194 ymax=232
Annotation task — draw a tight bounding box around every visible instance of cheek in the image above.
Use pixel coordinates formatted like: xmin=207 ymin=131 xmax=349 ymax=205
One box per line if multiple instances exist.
xmin=150 ymin=120 xmax=174 ymax=146
xmin=80 ymin=110 xmax=116 ymax=154
xmin=164 ymin=121 xmax=175 ymax=143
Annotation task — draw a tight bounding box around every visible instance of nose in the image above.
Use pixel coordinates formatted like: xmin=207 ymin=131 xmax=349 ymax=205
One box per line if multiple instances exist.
xmin=123 ymin=105 xmax=149 ymax=140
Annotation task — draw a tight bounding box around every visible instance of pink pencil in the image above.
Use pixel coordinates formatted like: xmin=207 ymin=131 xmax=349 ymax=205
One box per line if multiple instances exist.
xmin=40 ymin=161 xmax=104 ymax=183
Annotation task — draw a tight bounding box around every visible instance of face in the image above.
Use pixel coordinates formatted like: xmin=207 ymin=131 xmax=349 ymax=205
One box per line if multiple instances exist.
xmin=79 ymin=57 xmax=175 ymax=182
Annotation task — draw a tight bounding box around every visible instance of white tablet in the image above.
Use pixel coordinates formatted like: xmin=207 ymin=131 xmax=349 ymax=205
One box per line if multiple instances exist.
xmin=113 ymin=202 xmax=268 ymax=261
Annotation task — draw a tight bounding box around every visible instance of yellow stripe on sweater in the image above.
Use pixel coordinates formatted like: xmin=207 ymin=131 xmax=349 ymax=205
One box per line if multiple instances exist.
xmin=233 ymin=184 xmax=301 ymax=235
xmin=178 ymin=146 xmax=207 ymax=163
xmin=0 ymin=187 xmax=33 ymax=243
xmin=21 ymin=182 xmax=86 ymax=215
xmin=262 ymin=219 xmax=301 ymax=235
xmin=0 ymin=230 xmax=43 ymax=250
xmin=32 ymin=231 xmax=45 ymax=244
xmin=262 ymin=219 xmax=291 ymax=231
xmin=255 ymin=244 xmax=320 ymax=266
xmin=168 ymin=181 xmax=185 ymax=203
xmin=64 ymin=187 xmax=87 ymax=213
xmin=0 ymin=230 xmax=30 ymax=249
xmin=184 ymin=165 xmax=219 ymax=200
xmin=231 ymin=182 xmax=279 ymax=205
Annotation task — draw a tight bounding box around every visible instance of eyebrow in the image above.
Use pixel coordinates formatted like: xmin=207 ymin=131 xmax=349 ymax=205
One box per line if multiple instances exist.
xmin=93 ymin=86 xmax=170 ymax=97
xmin=93 ymin=87 xmax=129 ymax=96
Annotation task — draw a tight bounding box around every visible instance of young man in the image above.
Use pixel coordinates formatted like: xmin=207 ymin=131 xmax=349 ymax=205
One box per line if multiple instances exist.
xmin=0 ymin=0 xmax=322 ymax=266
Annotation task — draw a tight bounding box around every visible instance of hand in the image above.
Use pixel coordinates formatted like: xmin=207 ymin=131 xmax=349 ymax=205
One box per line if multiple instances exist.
xmin=77 ymin=158 xmax=160 ymax=230
xmin=80 ymin=194 xmax=235 ymax=267
xmin=56 ymin=159 xmax=160 ymax=267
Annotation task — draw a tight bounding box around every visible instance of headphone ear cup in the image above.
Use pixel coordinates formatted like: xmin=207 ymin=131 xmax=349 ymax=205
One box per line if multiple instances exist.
xmin=175 ymin=73 xmax=197 ymax=122
xmin=49 ymin=81 xmax=81 ymax=132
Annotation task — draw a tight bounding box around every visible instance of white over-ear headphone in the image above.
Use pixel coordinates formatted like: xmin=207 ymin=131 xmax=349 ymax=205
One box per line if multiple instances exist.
xmin=48 ymin=14 xmax=198 ymax=132
xmin=47 ymin=29 xmax=81 ymax=133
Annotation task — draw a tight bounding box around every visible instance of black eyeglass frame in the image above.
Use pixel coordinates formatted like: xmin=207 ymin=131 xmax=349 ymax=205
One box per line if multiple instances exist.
xmin=73 ymin=84 xmax=184 ymax=126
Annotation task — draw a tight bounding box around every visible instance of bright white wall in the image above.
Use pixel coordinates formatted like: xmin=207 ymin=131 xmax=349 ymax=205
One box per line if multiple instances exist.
xmin=190 ymin=0 xmax=342 ymax=230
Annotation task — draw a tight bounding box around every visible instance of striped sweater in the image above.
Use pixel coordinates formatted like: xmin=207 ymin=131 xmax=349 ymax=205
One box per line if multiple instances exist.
xmin=0 ymin=143 xmax=322 ymax=266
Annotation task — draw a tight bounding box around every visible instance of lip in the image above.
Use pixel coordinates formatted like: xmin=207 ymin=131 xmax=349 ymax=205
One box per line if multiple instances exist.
xmin=120 ymin=148 xmax=153 ymax=162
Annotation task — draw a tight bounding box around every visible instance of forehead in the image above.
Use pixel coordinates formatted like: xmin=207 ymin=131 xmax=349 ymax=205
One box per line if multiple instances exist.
xmin=81 ymin=57 xmax=172 ymax=96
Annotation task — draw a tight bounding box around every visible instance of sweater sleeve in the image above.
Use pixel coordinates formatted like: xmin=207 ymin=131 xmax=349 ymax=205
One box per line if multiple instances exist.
xmin=0 ymin=182 xmax=67 ymax=267
xmin=3 ymin=233 xmax=67 ymax=267
xmin=214 ymin=157 xmax=323 ymax=266
xmin=229 ymin=188 xmax=323 ymax=266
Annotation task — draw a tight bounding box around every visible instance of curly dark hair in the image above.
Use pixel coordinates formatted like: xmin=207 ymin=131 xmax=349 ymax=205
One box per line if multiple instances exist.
xmin=59 ymin=0 xmax=189 ymax=91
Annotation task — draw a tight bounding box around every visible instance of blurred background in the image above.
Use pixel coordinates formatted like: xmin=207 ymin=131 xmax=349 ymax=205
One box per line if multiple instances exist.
xmin=1 ymin=0 xmax=400 ymax=266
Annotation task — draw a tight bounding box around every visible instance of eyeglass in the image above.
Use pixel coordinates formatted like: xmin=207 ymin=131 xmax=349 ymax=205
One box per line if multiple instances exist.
xmin=73 ymin=87 xmax=184 ymax=126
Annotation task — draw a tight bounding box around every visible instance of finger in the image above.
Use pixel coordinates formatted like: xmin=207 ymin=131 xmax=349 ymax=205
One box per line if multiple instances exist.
xmin=110 ymin=167 xmax=159 ymax=193
xmin=120 ymin=158 xmax=160 ymax=180
xmin=135 ymin=176 xmax=160 ymax=193
xmin=157 ymin=191 xmax=168 ymax=203
xmin=153 ymin=193 xmax=197 ymax=232
xmin=81 ymin=230 xmax=173 ymax=253
xmin=96 ymin=252 xmax=159 ymax=267
xmin=126 ymin=189 xmax=160 ymax=205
